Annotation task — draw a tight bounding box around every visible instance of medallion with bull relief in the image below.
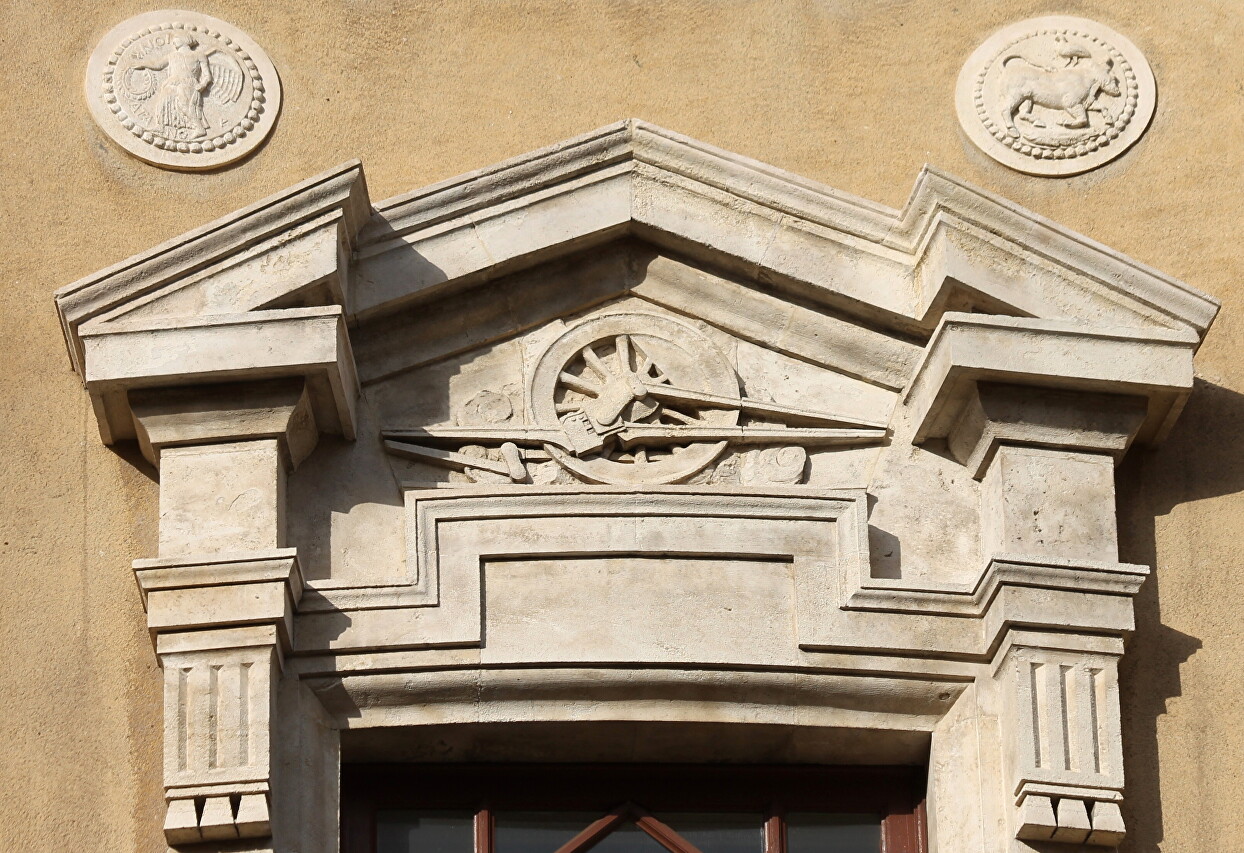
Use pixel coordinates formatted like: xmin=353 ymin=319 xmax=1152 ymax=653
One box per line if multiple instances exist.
xmin=955 ymin=17 xmax=1154 ymax=176
xmin=85 ymin=11 xmax=282 ymax=170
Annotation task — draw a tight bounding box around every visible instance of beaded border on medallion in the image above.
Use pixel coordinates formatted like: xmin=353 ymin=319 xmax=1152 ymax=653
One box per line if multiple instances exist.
xmin=955 ymin=17 xmax=1155 ymax=176
xmin=85 ymin=10 xmax=282 ymax=171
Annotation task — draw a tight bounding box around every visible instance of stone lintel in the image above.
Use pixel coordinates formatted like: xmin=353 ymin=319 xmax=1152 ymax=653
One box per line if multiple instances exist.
xmin=906 ymin=314 xmax=1197 ymax=456
xmin=131 ymin=378 xmax=319 ymax=470
xmin=136 ymin=550 xmax=303 ymax=653
xmin=80 ymin=306 xmax=358 ymax=445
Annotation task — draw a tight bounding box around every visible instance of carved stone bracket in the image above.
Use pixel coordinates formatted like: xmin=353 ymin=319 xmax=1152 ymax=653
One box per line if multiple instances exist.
xmin=129 ymin=377 xmax=326 ymax=846
xmin=993 ymin=633 xmax=1127 ymax=847
xmin=901 ymin=313 xmax=1200 ymax=846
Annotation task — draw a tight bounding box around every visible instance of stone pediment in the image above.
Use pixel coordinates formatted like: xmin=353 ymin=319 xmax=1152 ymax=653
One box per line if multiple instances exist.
xmin=58 ymin=119 xmax=1216 ymax=353
xmin=54 ymin=121 xmax=1222 ymax=850
xmin=55 ymin=120 xmax=1218 ymax=452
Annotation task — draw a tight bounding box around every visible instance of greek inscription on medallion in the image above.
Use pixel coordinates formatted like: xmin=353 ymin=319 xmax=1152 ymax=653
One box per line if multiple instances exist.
xmin=955 ymin=17 xmax=1155 ymax=176
xmin=85 ymin=11 xmax=282 ymax=170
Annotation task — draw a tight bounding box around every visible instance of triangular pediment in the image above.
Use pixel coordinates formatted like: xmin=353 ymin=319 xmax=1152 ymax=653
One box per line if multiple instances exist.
xmin=57 ymin=120 xmax=1218 ymax=364
xmin=54 ymin=120 xmax=1218 ymax=450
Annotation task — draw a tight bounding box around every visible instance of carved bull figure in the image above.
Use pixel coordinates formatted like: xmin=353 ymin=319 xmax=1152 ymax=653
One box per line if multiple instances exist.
xmin=1000 ymin=52 xmax=1120 ymax=136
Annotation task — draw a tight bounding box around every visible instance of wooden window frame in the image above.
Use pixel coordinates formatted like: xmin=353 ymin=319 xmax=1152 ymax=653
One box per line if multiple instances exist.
xmin=342 ymin=764 xmax=927 ymax=853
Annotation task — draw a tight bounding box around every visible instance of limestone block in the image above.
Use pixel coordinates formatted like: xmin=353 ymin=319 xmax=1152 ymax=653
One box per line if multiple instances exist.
xmin=907 ymin=314 xmax=1196 ymax=450
xmin=981 ymin=446 xmax=1118 ymax=564
xmin=1087 ymin=801 xmax=1126 ymax=846
xmin=198 ymin=796 xmax=240 ymax=840
xmin=1051 ymin=798 xmax=1092 ymax=843
xmin=1015 ymin=795 xmax=1057 ymax=841
xmin=947 ymin=382 xmax=1148 ymax=480
xmin=164 ymin=798 xmax=202 ymax=844
xmin=234 ymin=793 xmax=273 ymax=838
xmin=485 ymin=556 xmax=796 ymax=664
xmin=131 ymin=379 xmax=318 ymax=469
xmin=158 ymin=441 xmax=285 ymax=557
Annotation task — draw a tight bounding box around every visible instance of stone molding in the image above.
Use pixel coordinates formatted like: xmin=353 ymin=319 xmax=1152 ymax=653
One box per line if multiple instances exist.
xmin=55 ymin=122 xmax=1216 ymax=368
xmin=51 ymin=123 xmax=1222 ymax=852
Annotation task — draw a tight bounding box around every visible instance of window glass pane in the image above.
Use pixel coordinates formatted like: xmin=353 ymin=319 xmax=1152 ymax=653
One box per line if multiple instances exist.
xmin=591 ymin=823 xmax=673 ymax=853
xmin=785 ymin=813 xmax=881 ymax=853
xmin=376 ymin=811 xmax=475 ymax=853
xmin=495 ymin=812 xmax=601 ymax=853
xmin=657 ymin=813 xmax=763 ymax=853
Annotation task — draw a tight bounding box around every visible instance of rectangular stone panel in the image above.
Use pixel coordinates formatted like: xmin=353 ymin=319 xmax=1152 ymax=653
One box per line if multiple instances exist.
xmin=485 ymin=555 xmax=796 ymax=663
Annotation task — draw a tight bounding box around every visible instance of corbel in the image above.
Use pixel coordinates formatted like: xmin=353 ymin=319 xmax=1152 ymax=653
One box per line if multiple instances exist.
xmin=991 ymin=632 xmax=1128 ymax=847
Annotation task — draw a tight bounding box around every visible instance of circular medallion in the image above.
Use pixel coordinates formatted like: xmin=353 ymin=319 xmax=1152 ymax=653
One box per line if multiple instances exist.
xmin=85 ymin=11 xmax=282 ymax=170
xmin=528 ymin=313 xmax=740 ymax=485
xmin=955 ymin=17 xmax=1155 ymax=176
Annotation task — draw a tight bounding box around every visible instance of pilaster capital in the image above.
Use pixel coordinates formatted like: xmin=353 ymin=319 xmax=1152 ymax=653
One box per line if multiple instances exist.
xmin=906 ymin=314 xmax=1197 ymax=475
xmin=130 ymin=378 xmax=321 ymax=469
xmin=82 ymin=306 xmax=359 ymax=448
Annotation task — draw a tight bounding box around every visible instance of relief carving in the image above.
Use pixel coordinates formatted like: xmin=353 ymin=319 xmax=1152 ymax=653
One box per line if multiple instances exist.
xmin=86 ymin=11 xmax=282 ymax=170
xmin=384 ymin=312 xmax=886 ymax=485
xmin=956 ymin=17 xmax=1155 ymax=176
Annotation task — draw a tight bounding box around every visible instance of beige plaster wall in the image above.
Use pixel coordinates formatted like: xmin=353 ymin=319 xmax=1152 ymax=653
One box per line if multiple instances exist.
xmin=1 ymin=1 xmax=1242 ymax=850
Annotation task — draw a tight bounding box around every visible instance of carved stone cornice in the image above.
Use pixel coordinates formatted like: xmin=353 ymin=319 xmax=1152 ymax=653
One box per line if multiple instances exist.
xmin=53 ymin=123 xmax=1218 ymax=388
xmin=353 ymin=120 xmax=1219 ymax=334
xmin=82 ymin=307 xmax=358 ymax=445
xmin=55 ymin=160 xmax=369 ymax=375
xmin=906 ymin=313 xmax=1197 ymax=459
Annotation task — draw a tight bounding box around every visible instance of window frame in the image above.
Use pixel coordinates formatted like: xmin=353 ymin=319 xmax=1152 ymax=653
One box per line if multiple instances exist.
xmin=341 ymin=764 xmax=927 ymax=853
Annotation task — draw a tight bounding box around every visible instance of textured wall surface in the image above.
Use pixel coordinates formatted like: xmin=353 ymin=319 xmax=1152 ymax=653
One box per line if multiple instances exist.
xmin=2 ymin=1 xmax=1242 ymax=850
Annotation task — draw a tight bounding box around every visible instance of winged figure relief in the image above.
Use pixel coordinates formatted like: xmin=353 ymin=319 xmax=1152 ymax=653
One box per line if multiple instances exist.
xmin=121 ymin=34 xmax=245 ymax=140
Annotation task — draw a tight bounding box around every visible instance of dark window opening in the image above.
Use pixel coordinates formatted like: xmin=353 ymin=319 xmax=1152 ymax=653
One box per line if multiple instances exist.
xmin=343 ymin=764 xmax=926 ymax=853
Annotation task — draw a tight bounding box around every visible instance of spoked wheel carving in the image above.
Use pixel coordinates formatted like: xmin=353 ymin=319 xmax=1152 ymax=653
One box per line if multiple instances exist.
xmin=529 ymin=313 xmax=740 ymax=484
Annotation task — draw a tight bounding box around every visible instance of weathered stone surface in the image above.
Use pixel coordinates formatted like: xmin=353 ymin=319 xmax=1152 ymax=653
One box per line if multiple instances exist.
xmin=46 ymin=120 xmax=1221 ymax=853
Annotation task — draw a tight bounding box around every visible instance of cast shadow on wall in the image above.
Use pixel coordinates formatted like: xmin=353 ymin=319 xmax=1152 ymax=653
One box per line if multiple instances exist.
xmin=1114 ymin=377 xmax=1244 ymax=852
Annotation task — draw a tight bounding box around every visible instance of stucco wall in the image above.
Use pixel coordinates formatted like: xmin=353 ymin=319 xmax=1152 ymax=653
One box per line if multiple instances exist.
xmin=2 ymin=1 xmax=1242 ymax=850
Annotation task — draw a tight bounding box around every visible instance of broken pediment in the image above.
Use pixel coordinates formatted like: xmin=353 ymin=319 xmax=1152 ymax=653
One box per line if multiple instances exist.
xmin=54 ymin=120 xmax=1221 ymax=851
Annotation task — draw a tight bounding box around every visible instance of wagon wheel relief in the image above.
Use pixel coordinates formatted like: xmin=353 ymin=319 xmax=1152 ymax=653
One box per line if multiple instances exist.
xmin=381 ymin=312 xmax=889 ymax=487
xmin=531 ymin=314 xmax=740 ymax=485
xmin=555 ymin=334 xmax=707 ymax=469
